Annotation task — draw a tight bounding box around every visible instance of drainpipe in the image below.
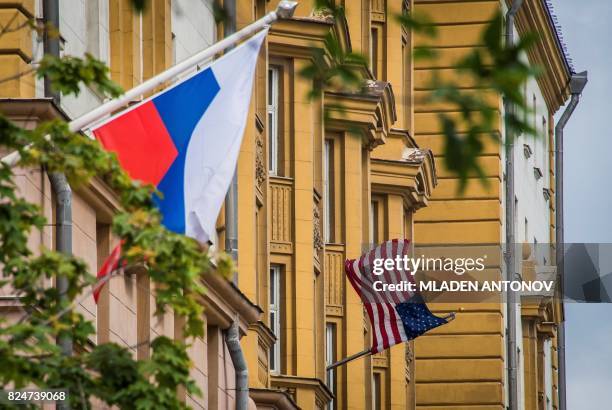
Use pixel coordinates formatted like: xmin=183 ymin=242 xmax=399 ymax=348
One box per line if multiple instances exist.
xmin=225 ymin=321 xmax=249 ymax=410
xmin=224 ymin=0 xmax=239 ymax=278
xmin=43 ymin=0 xmax=60 ymax=103
xmin=504 ymin=2 xmax=523 ymax=409
xmin=49 ymin=173 xmax=73 ymax=358
xmin=556 ymin=70 xmax=587 ymax=410
xmin=43 ymin=3 xmax=71 ymax=409
xmin=49 ymin=173 xmax=72 ymax=410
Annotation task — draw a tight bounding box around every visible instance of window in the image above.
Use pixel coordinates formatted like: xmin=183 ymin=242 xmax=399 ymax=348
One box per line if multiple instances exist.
xmin=326 ymin=323 xmax=337 ymax=410
xmin=268 ymin=66 xmax=280 ymax=174
xmin=370 ymin=200 xmax=379 ymax=246
xmin=372 ymin=372 xmax=382 ymax=410
xmin=402 ymin=38 xmax=409 ymax=127
xmin=370 ymin=28 xmax=379 ymax=78
xmin=324 ymin=139 xmax=333 ymax=242
xmin=269 ymin=265 xmax=282 ymax=373
xmin=542 ymin=115 xmax=548 ymax=174
xmin=532 ymin=95 xmax=538 ymax=162
xmin=544 ymin=339 xmax=553 ymax=410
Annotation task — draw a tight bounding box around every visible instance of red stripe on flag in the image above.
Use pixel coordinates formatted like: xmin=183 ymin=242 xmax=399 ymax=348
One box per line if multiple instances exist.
xmin=356 ymin=250 xmax=403 ymax=352
xmin=344 ymin=240 xmax=420 ymax=353
xmin=346 ymin=259 xmax=380 ymax=353
xmin=384 ymin=302 xmax=402 ymax=347
xmin=93 ymin=101 xmax=178 ymax=186
xmin=375 ymin=303 xmax=390 ymax=350
xmin=93 ymin=243 xmax=122 ymax=303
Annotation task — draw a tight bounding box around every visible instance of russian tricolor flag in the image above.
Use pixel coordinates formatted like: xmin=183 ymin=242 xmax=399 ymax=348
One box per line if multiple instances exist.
xmin=90 ymin=30 xmax=267 ymax=302
xmin=92 ymin=29 xmax=267 ymax=245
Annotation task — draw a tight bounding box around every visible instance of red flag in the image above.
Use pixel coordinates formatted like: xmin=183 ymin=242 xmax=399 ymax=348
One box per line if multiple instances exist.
xmin=93 ymin=243 xmax=123 ymax=303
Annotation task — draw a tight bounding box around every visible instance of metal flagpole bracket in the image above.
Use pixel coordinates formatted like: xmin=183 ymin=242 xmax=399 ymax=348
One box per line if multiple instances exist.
xmin=276 ymin=1 xmax=298 ymax=19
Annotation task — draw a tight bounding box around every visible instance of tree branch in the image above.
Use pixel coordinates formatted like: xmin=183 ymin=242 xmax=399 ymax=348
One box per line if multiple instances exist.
xmin=0 ymin=67 xmax=36 ymax=86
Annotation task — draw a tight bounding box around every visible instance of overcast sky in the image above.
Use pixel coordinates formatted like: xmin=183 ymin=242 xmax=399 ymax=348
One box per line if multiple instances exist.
xmin=553 ymin=1 xmax=612 ymax=408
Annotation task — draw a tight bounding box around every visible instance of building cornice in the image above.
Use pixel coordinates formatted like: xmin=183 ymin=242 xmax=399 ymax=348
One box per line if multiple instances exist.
xmin=509 ymin=0 xmax=572 ymax=112
xmin=325 ymin=80 xmax=398 ymax=150
xmin=248 ymin=320 xmax=277 ymax=350
xmin=0 ymin=98 xmax=122 ymax=221
xmin=271 ymin=374 xmax=333 ymax=408
xmin=370 ymin=127 xmax=437 ymax=210
xmin=268 ymin=18 xmax=333 ymax=59
xmin=200 ymin=271 xmax=263 ymax=335
xmin=370 ymin=154 xmax=435 ymax=210
xmin=249 ymin=388 xmax=300 ymax=410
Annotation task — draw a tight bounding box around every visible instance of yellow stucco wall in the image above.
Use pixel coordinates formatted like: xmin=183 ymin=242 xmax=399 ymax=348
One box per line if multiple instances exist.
xmin=412 ymin=1 xmax=506 ymax=408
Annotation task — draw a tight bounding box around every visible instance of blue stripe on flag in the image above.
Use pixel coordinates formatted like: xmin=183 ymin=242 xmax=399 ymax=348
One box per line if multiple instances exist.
xmin=152 ymin=68 xmax=220 ymax=233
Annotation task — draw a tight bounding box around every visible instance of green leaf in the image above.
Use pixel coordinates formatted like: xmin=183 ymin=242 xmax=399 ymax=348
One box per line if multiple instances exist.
xmin=37 ymin=54 xmax=123 ymax=98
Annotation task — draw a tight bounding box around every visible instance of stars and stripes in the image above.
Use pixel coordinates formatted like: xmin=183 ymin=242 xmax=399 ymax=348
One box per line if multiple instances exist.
xmin=345 ymin=239 xmax=451 ymax=354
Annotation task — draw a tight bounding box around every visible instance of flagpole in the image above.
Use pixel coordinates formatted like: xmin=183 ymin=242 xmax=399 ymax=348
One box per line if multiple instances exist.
xmin=1 ymin=1 xmax=298 ymax=168
xmin=326 ymin=349 xmax=371 ymax=371
xmin=325 ymin=312 xmax=455 ymax=371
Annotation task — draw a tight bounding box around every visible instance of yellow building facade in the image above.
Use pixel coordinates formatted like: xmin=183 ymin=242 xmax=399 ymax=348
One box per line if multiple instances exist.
xmin=0 ymin=0 xmax=573 ymax=409
xmin=411 ymin=1 xmax=571 ymax=410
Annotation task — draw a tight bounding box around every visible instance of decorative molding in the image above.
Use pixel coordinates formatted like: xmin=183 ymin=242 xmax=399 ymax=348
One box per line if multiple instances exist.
xmin=325 ymin=305 xmax=343 ymax=317
xmin=371 ymin=0 xmax=386 ymax=21
xmin=406 ymin=342 xmax=414 ymax=382
xmin=372 ymin=349 xmax=389 ymax=368
xmin=249 ymin=321 xmax=277 ymax=387
xmin=270 ymin=242 xmax=293 ymax=254
xmin=370 ymin=156 xmax=436 ymax=210
xmin=325 ymin=244 xmax=345 ymax=312
xmin=255 ymin=112 xmax=265 ymax=133
xmin=249 ymin=388 xmax=299 ymax=410
xmin=313 ymin=204 xmax=324 ymax=252
xmin=325 ymin=80 xmax=397 ymax=151
xmin=371 ymin=0 xmax=385 ymax=14
xmin=270 ymin=177 xmax=293 ymax=249
xmin=255 ymin=136 xmax=266 ymax=189
xmin=523 ymin=143 xmax=533 ymax=158
xmin=271 ymin=375 xmax=333 ymax=408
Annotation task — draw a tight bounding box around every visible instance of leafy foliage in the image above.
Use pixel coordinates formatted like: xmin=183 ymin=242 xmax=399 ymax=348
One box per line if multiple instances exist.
xmin=298 ymin=30 xmax=368 ymax=101
xmin=212 ymin=0 xmax=230 ymax=25
xmin=129 ymin=0 xmax=147 ymax=13
xmin=396 ymin=9 xmax=438 ymax=38
xmin=37 ymin=54 xmax=123 ymax=98
xmin=0 ymin=10 xmax=223 ymax=409
xmin=299 ymin=1 xmax=368 ymax=99
xmin=419 ymin=12 xmax=539 ymax=191
xmin=299 ymin=4 xmax=539 ymax=193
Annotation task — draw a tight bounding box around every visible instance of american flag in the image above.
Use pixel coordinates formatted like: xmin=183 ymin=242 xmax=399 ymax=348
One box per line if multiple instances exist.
xmin=345 ymin=239 xmax=451 ymax=354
